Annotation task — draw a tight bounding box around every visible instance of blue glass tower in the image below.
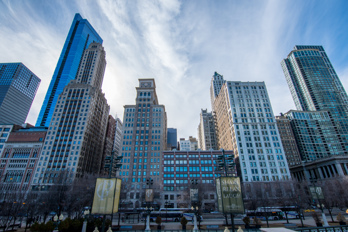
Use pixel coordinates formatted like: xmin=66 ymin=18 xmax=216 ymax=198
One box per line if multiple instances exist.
xmin=281 ymin=45 xmax=348 ymax=155
xmin=0 ymin=63 xmax=40 ymax=125
xmin=36 ymin=13 xmax=103 ymax=127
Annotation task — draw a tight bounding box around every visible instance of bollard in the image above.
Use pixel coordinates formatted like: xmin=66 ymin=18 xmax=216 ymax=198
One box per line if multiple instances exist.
xmin=237 ymin=226 xmax=243 ymax=232
xmin=93 ymin=227 xmax=99 ymax=232
xmin=224 ymin=226 xmax=230 ymax=232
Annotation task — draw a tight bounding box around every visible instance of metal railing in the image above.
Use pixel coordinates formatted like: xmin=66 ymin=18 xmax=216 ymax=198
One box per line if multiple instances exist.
xmin=294 ymin=225 xmax=348 ymax=232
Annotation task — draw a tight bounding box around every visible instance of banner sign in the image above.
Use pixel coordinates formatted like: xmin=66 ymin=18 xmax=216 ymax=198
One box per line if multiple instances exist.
xmin=145 ymin=188 xmax=154 ymax=202
xmin=92 ymin=178 xmax=122 ymax=214
xmin=190 ymin=188 xmax=199 ymax=202
xmin=216 ymin=177 xmax=244 ymax=214
xmin=310 ymin=186 xmax=324 ymax=200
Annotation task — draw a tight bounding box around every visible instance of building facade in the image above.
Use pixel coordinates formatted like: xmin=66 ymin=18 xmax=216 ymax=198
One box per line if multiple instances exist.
xmin=0 ymin=125 xmax=23 ymax=157
xmin=0 ymin=126 xmax=46 ymax=197
xmin=275 ymin=114 xmax=301 ymax=167
xmin=36 ymin=13 xmax=103 ymax=127
xmin=162 ymin=150 xmax=234 ymax=210
xmin=0 ymin=63 xmax=40 ymax=125
xmin=211 ymin=76 xmax=291 ymax=182
xmin=167 ymin=128 xmax=177 ymax=150
xmin=179 ymin=137 xmax=198 ymax=151
xmin=119 ymin=79 xmax=167 ymax=208
xmin=281 ymin=45 xmax=348 ymax=155
xmin=198 ymin=109 xmax=218 ymax=150
xmin=101 ymin=115 xmax=116 ymax=176
xmin=32 ymin=43 xmax=109 ymax=186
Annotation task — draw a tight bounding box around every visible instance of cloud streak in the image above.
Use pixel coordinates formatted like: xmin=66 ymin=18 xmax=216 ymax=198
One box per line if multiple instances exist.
xmin=1 ymin=0 xmax=348 ymax=139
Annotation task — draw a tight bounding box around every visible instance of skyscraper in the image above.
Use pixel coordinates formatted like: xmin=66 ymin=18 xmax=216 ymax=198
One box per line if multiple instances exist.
xmin=167 ymin=128 xmax=177 ymax=150
xmin=0 ymin=63 xmax=40 ymax=125
xmin=36 ymin=13 xmax=103 ymax=127
xmin=32 ymin=43 xmax=109 ymax=185
xmin=281 ymin=45 xmax=348 ymax=153
xmin=275 ymin=114 xmax=301 ymax=167
xmin=211 ymin=75 xmax=291 ymax=181
xmin=210 ymin=72 xmax=225 ymax=110
xmin=119 ymin=79 xmax=167 ymax=208
xmin=197 ymin=109 xmax=218 ymax=150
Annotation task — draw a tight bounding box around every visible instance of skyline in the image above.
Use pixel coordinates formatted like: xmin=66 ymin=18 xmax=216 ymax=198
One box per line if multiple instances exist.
xmin=1 ymin=0 xmax=348 ymax=139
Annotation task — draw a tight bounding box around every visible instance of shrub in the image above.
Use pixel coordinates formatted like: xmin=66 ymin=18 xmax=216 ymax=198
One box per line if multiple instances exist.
xmin=30 ymin=222 xmax=40 ymax=231
xmin=242 ymin=216 xmax=250 ymax=225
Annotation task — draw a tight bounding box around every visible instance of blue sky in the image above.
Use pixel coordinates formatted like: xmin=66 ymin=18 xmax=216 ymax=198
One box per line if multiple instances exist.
xmin=1 ymin=0 xmax=348 ymax=139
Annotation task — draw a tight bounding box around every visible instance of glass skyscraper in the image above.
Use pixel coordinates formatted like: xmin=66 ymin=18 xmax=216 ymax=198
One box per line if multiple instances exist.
xmin=281 ymin=45 xmax=348 ymax=156
xmin=0 ymin=63 xmax=40 ymax=125
xmin=36 ymin=13 xmax=103 ymax=127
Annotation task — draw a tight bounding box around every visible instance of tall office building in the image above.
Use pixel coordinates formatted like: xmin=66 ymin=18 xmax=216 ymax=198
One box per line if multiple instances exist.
xmin=0 ymin=63 xmax=40 ymax=125
xmin=101 ymin=115 xmax=117 ymax=176
xmin=167 ymin=128 xmax=177 ymax=150
xmin=36 ymin=13 xmax=103 ymax=127
xmin=275 ymin=114 xmax=301 ymax=167
xmin=113 ymin=117 xmax=123 ymax=154
xmin=211 ymin=75 xmax=291 ymax=181
xmin=32 ymin=43 xmax=109 ymax=185
xmin=281 ymin=45 xmax=348 ymax=153
xmin=119 ymin=79 xmax=167 ymax=208
xmin=197 ymin=109 xmax=218 ymax=150
xmin=210 ymin=72 xmax=225 ymax=110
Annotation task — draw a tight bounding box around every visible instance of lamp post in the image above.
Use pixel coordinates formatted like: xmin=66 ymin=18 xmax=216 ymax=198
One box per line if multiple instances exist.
xmin=81 ymin=209 xmax=90 ymax=232
xmin=191 ymin=205 xmax=199 ymax=231
xmin=309 ymin=178 xmax=329 ymax=227
xmin=145 ymin=178 xmax=154 ymax=231
xmin=145 ymin=206 xmax=153 ymax=231
xmin=165 ymin=201 xmax=169 ymax=223
xmin=216 ymin=149 xmax=237 ymax=231
xmin=53 ymin=214 xmax=64 ymax=232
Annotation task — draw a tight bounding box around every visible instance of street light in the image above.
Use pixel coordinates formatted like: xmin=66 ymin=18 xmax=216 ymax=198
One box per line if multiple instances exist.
xmin=309 ymin=178 xmax=329 ymax=227
xmin=191 ymin=205 xmax=199 ymax=231
xmin=81 ymin=209 xmax=90 ymax=232
xmin=53 ymin=214 xmax=64 ymax=232
xmin=145 ymin=206 xmax=153 ymax=231
xmin=165 ymin=201 xmax=169 ymax=223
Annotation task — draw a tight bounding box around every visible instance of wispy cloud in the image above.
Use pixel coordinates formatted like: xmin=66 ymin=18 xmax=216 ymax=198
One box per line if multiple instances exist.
xmin=1 ymin=0 xmax=348 ymax=139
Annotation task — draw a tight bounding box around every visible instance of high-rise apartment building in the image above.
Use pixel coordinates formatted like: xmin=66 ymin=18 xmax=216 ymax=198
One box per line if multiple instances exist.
xmin=198 ymin=109 xmax=218 ymax=150
xmin=167 ymin=128 xmax=177 ymax=150
xmin=285 ymin=111 xmax=343 ymax=162
xmin=36 ymin=13 xmax=103 ymax=127
xmin=119 ymin=79 xmax=167 ymax=208
xmin=32 ymin=43 xmax=109 ymax=185
xmin=281 ymin=45 xmax=348 ymax=154
xmin=211 ymin=76 xmax=291 ymax=181
xmin=275 ymin=114 xmax=301 ymax=167
xmin=0 ymin=63 xmax=40 ymax=125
